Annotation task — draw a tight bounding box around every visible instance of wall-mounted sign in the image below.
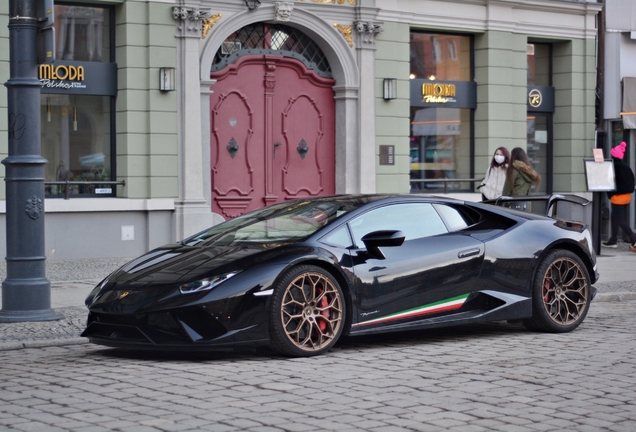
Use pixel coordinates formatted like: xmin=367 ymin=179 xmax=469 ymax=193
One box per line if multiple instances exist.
xmin=410 ymin=79 xmax=476 ymax=109
xmin=39 ymin=60 xmax=117 ymax=96
xmin=40 ymin=64 xmax=85 ymax=82
xmin=379 ymin=145 xmax=395 ymax=165
xmin=528 ymin=88 xmax=542 ymax=107
xmin=584 ymin=159 xmax=615 ymax=192
xmin=422 ymin=82 xmax=456 ymax=103
xmin=527 ymin=85 xmax=554 ymax=113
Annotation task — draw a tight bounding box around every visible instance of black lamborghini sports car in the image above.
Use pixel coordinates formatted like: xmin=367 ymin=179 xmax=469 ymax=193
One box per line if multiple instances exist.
xmin=82 ymin=194 xmax=598 ymax=357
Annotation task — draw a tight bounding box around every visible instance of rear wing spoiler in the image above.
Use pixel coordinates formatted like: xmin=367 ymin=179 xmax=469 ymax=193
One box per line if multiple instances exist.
xmin=483 ymin=194 xmax=590 ymax=219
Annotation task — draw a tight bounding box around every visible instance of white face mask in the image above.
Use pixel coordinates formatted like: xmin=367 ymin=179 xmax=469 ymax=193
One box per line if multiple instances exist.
xmin=494 ymin=155 xmax=505 ymax=164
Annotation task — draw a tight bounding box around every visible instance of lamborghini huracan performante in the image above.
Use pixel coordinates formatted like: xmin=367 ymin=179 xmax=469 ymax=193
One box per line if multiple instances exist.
xmin=82 ymin=194 xmax=598 ymax=357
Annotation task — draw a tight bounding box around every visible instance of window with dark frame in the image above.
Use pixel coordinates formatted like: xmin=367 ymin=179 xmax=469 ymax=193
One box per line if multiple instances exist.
xmin=41 ymin=2 xmax=116 ymax=198
xmin=409 ymin=32 xmax=474 ymax=193
xmin=526 ymin=42 xmax=552 ymax=194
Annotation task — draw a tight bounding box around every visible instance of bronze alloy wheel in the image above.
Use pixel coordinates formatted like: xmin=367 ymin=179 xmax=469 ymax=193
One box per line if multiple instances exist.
xmin=279 ymin=270 xmax=343 ymax=353
xmin=540 ymin=256 xmax=589 ymax=326
xmin=523 ymin=249 xmax=591 ymax=333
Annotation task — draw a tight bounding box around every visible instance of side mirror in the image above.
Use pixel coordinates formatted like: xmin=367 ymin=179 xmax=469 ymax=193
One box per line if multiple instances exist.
xmin=360 ymin=230 xmax=405 ymax=259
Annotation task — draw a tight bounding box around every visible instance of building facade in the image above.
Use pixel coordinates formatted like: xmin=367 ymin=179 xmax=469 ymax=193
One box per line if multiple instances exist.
xmin=602 ymin=0 xmax=636 ymax=234
xmin=0 ymin=0 xmax=601 ymax=259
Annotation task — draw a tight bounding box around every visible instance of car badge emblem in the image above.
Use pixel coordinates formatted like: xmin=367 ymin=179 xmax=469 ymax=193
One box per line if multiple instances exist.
xmin=118 ymin=291 xmax=130 ymax=299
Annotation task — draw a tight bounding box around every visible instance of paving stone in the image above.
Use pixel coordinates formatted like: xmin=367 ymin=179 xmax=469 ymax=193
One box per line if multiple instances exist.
xmin=2 ymin=294 xmax=636 ymax=431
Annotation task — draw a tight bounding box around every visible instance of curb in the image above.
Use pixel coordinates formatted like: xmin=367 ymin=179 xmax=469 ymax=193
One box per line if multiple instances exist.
xmin=594 ymin=292 xmax=636 ymax=302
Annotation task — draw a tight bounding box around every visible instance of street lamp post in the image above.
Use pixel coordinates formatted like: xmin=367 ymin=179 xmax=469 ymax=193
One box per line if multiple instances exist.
xmin=0 ymin=0 xmax=62 ymax=322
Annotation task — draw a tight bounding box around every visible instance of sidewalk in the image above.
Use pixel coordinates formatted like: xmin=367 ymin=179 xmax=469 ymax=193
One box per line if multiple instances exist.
xmin=0 ymin=245 xmax=635 ymax=351
xmin=0 ymin=257 xmax=132 ymax=350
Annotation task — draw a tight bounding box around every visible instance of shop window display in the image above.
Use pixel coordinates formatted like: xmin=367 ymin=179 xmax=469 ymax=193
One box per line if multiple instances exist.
xmin=41 ymin=94 xmax=112 ymax=196
xmin=409 ymin=32 xmax=472 ymax=192
xmin=40 ymin=3 xmax=115 ymax=197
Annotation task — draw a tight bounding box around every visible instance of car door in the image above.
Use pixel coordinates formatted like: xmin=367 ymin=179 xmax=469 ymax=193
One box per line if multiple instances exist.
xmin=346 ymin=202 xmax=485 ymax=331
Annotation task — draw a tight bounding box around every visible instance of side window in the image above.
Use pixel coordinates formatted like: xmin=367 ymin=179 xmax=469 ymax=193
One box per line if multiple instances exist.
xmin=434 ymin=204 xmax=469 ymax=232
xmin=348 ymin=203 xmax=448 ymax=247
xmin=321 ymin=226 xmax=353 ymax=248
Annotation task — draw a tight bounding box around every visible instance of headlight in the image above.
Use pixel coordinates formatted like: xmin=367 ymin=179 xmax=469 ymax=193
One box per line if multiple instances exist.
xmin=179 ymin=271 xmax=241 ymax=294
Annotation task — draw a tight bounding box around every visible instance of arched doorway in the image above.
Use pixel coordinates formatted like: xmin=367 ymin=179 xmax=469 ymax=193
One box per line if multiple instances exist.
xmin=209 ymin=23 xmax=336 ymax=218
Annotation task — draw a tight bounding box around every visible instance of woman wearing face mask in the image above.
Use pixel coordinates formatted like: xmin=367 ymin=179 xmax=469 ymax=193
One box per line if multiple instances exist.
xmin=478 ymin=147 xmax=510 ymax=201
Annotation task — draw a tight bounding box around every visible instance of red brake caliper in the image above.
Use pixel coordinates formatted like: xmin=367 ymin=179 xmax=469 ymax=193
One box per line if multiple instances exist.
xmin=319 ymin=292 xmax=329 ymax=333
xmin=543 ymin=277 xmax=550 ymax=302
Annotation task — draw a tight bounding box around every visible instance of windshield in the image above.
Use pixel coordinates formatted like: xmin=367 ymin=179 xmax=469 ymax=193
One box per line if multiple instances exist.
xmin=182 ymin=197 xmax=366 ymax=246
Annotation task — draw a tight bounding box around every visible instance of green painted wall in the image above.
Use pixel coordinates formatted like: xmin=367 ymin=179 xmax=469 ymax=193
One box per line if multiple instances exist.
xmin=552 ymin=38 xmax=596 ymax=192
xmin=0 ymin=1 xmax=178 ymax=201
xmin=116 ymin=0 xmax=178 ymax=199
xmin=375 ymin=25 xmax=596 ymax=195
xmin=474 ymin=31 xmax=528 ymax=181
xmin=375 ymin=22 xmax=410 ymax=193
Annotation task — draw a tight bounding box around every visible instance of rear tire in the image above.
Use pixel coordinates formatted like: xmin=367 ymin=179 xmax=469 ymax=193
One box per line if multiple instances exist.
xmin=269 ymin=265 xmax=345 ymax=357
xmin=523 ymin=250 xmax=591 ymax=333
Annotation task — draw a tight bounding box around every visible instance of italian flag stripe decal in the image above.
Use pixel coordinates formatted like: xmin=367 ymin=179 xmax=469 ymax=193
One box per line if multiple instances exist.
xmin=354 ymin=293 xmax=470 ymax=327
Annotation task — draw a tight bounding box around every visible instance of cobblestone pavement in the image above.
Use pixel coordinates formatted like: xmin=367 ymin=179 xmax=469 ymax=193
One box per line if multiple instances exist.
xmin=2 ymin=249 xmax=636 ymax=350
xmin=1 ymin=299 xmax=635 ymax=432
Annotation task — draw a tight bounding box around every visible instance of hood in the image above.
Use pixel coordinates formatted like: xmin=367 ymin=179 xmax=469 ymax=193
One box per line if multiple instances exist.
xmin=86 ymin=241 xmax=317 ymax=313
xmin=104 ymin=242 xmax=301 ymax=289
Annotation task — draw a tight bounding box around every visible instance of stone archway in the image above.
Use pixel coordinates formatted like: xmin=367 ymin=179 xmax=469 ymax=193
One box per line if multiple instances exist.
xmin=173 ymin=4 xmax=380 ymax=239
xmin=199 ymin=7 xmax=363 ymax=209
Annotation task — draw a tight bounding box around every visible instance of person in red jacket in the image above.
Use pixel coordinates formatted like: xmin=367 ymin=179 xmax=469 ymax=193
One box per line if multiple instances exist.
xmin=602 ymin=142 xmax=636 ymax=251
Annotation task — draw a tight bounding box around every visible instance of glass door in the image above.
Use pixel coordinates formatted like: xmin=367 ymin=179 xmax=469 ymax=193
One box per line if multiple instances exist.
xmin=526 ymin=114 xmax=551 ymax=194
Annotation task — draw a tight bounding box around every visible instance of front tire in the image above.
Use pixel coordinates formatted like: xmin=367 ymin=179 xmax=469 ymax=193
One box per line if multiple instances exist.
xmin=523 ymin=250 xmax=591 ymax=333
xmin=269 ymin=265 xmax=345 ymax=357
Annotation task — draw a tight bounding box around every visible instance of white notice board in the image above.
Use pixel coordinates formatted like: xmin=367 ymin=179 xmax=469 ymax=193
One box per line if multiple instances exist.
xmin=584 ymin=159 xmax=616 ymax=192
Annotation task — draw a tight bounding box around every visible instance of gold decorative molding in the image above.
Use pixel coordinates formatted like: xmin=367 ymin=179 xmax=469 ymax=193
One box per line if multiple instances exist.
xmin=333 ymin=23 xmax=353 ymax=48
xmin=202 ymin=14 xmax=222 ymax=39
xmin=311 ymin=0 xmax=355 ymax=5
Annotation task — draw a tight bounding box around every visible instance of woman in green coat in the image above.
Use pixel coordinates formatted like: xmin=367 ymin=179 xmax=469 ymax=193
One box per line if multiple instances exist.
xmin=502 ymin=147 xmax=540 ymax=210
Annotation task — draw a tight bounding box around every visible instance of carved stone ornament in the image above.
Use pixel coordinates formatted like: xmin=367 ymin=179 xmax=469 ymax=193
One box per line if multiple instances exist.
xmin=25 ymin=196 xmax=43 ymax=220
xmin=202 ymin=14 xmax=222 ymax=39
xmin=274 ymin=2 xmax=294 ymax=22
xmin=173 ymin=6 xmax=212 ymax=38
xmin=354 ymin=21 xmax=384 ymax=48
xmin=333 ymin=23 xmax=353 ymax=48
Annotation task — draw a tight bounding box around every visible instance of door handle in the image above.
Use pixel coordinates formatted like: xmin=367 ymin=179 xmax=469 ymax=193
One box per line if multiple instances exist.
xmin=297 ymin=139 xmax=308 ymax=159
xmin=458 ymin=248 xmax=481 ymax=259
xmin=226 ymin=137 xmax=239 ymax=159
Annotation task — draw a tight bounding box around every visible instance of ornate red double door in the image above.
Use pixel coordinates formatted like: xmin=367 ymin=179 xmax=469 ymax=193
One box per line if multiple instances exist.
xmin=210 ymin=55 xmax=336 ymax=218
